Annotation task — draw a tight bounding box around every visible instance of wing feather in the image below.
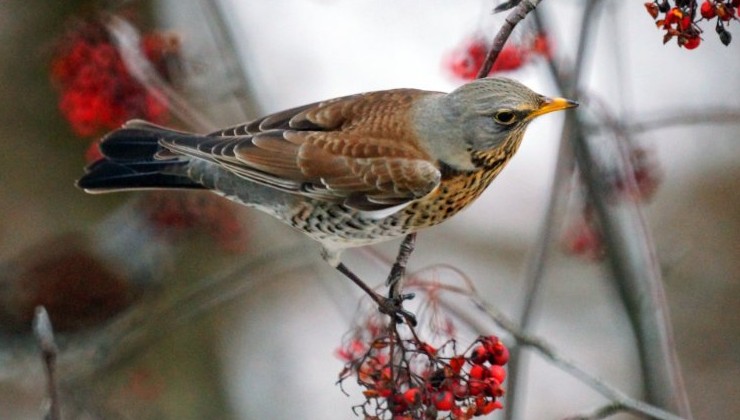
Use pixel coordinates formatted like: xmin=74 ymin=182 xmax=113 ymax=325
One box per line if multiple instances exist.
xmin=161 ymin=89 xmax=441 ymax=210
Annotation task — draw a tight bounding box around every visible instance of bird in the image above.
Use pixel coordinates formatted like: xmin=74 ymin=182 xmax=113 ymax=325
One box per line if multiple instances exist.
xmin=78 ymin=77 xmax=577 ymax=321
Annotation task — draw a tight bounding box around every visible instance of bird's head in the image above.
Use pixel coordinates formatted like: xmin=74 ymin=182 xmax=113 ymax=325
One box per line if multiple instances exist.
xmin=414 ymin=77 xmax=577 ymax=171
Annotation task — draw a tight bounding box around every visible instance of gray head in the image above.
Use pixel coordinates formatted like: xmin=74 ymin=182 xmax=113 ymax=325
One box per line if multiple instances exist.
xmin=413 ymin=77 xmax=577 ymax=170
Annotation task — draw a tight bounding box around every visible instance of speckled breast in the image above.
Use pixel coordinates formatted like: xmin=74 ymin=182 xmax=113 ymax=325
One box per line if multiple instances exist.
xmin=286 ymin=151 xmax=514 ymax=249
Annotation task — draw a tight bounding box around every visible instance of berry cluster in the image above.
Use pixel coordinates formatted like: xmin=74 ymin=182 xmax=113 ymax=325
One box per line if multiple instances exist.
xmin=338 ymin=326 xmax=509 ymax=419
xmin=138 ymin=191 xmax=248 ymax=253
xmin=645 ymin=0 xmax=738 ymax=49
xmin=50 ymin=18 xmax=179 ymax=137
xmin=562 ymin=146 xmax=662 ymax=261
xmin=445 ymin=34 xmax=551 ymax=80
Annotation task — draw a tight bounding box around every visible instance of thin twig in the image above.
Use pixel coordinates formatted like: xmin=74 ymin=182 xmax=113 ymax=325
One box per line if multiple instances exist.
xmin=200 ymin=0 xmax=263 ymax=119
xmin=612 ymin=109 xmax=740 ymax=135
xmin=405 ymin=271 xmax=684 ymax=419
xmin=34 ymin=306 xmax=61 ymax=420
xmin=501 ymin=0 xmax=692 ymax=416
xmin=476 ymin=0 xmax=542 ymax=79
xmin=572 ymin=115 xmax=693 ymax=417
xmin=563 ymin=66 xmax=694 ymax=420
xmin=105 ymin=15 xmax=217 ymax=132
xmin=562 ymin=402 xmax=629 ymax=420
xmin=58 ymin=244 xmax=315 ymax=382
xmin=467 ymin=297 xmax=686 ymax=420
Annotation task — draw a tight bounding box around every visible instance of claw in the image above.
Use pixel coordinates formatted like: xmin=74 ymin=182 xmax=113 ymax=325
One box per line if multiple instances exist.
xmin=377 ymin=292 xmax=417 ymax=326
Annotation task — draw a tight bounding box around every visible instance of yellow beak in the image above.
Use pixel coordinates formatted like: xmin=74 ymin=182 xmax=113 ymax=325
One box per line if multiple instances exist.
xmin=530 ymin=97 xmax=579 ymax=118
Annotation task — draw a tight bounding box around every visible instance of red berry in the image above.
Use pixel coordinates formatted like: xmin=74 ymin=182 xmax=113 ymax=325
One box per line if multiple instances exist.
xmin=449 ymin=380 xmax=468 ymax=398
xmin=683 ymin=35 xmax=701 ymax=49
xmin=564 ymin=220 xmax=604 ymax=260
xmin=490 ymin=343 xmax=510 ymax=366
xmin=468 ymin=379 xmax=486 ymax=396
xmin=484 ymin=377 xmax=504 ymax=397
xmin=664 ymin=7 xmax=682 ymax=25
xmin=470 ymin=346 xmax=489 ymax=364
xmin=532 ymin=34 xmax=552 ymax=58
xmin=717 ymin=4 xmax=734 ymax=21
xmin=490 ymin=45 xmax=526 ymax=73
xmin=477 ymin=399 xmax=504 ymax=415
xmin=700 ymin=1 xmax=717 ymax=19
xmin=469 ymin=364 xmax=486 ymax=380
xmin=433 ymin=391 xmax=454 ymax=411
xmin=419 ymin=342 xmax=436 ymax=356
xmin=488 ymin=365 xmax=507 ymax=383
xmin=390 ymin=394 xmax=408 ymax=414
xmin=679 ymin=15 xmax=692 ymax=31
xmin=449 ymin=356 xmax=465 ymax=374
xmin=447 ymin=39 xmax=486 ymax=80
xmin=403 ymin=388 xmax=421 ymax=406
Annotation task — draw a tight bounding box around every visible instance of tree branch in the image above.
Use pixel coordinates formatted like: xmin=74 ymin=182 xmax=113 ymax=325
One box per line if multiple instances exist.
xmin=610 ymin=108 xmax=740 ymax=135
xmin=476 ymin=0 xmax=542 ymax=79
xmin=467 ymin=297 xmax=686 ymax=420
xmin=34 ymin=306 xmax=61 ymax=420
xmin=105 ymin=15 xmax=217 ymax=132
xmin=562 ymin=402 xmax=630 ymax=420
xmin=505 ymin=1 xmax=602 ymax=417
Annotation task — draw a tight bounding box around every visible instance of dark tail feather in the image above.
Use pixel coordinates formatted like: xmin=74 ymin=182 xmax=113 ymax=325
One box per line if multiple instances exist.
xmin=77 ymin=120 xmax=205 ymax=193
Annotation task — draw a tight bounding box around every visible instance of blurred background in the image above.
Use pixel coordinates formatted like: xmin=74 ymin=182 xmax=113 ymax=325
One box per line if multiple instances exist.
xmin=0 ymin=0 xmax=738 ymax=419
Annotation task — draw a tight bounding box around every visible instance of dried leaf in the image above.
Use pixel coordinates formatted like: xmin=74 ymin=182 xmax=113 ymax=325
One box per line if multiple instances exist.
xmin=663 ymin=31 xmax=675 ymax=44
xmin=645 ymin=2 xmax=660 ymax=19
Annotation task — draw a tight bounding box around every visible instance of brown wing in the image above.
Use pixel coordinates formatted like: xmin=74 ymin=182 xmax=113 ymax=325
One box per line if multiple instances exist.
xmin=163 ymin=89 xmax=441 ymax=211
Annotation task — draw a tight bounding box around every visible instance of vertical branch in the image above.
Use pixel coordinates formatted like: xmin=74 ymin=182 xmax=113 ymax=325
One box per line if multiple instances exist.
xmin=504 ymin=1 xmax=601 ymax=417
xmin=550 ymin=3 xmax=692 ymax=416
xmin=568 ymin=105 xmax=692 ymax=419
xmin=505 ymin=1 xmax=691 ymax=418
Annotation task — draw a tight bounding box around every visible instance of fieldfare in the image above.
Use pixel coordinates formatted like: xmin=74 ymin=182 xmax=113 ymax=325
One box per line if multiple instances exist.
xmin=78 ymin=77 xmax=577 ymax=321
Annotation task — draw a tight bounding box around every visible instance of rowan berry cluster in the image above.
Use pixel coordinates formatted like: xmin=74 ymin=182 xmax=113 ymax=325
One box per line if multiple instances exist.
xmin=445 ymin=34 xmax=551 ymax=80
xmin=645 ymin=0 xmax=738 ymax=48
xmin=563 ymin=147 xmax=662 ymax=261
xmin=50 ymin=18 xmax=179 ymax=137
xmin=337 ymin=319 xmax=509 ymax=420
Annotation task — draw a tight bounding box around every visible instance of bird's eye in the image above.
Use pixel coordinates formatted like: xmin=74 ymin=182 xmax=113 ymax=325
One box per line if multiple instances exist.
xmin=494 ymin=110 xmax=517 ymax=125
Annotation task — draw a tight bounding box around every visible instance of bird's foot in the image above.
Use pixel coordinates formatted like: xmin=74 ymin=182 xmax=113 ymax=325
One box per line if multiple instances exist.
xmin=378 ymin=292 xmax=417 ymax=327
xmin=334 ymin=261 xmax=417 ymax=326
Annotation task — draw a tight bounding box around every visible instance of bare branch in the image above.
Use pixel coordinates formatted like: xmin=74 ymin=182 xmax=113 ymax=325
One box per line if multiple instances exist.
xmin=505 ymin=1 xmax=603 ymax=417
xmin=467 ymin=297 xmax=686 ymax=420
xmin=502 ymin=1 xmax=693 ymax=416
xmin=565 ymin=82 xmax=694 ymax=420
xmin=614 ymin=109 xmax=740 ymax=135
xmin=476 ymin=0 xmax=542 ymax=79
xmin=34 ymin=306 xmax=61 ymax=420
xmin=105 ymin=15 xmax=217 ymax=132
xmin=562 ymin=402 xmax=629 ymax=420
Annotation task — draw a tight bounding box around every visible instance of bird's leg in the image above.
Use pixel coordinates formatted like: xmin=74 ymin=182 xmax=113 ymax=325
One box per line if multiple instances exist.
xmin=324 ymin=247 xmax=417 ymax=326
xmin=334 ymin=263 xmax=417 ymax=326
xmin=386 ymin=233 xmax=417 ymax=304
